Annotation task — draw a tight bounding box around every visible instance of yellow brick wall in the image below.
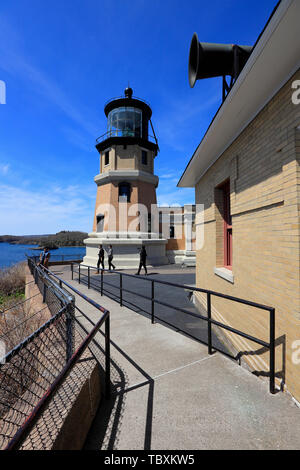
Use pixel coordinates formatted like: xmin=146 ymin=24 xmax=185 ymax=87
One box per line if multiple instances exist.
xmin=195 ymin=69 xmax=300 ymax=401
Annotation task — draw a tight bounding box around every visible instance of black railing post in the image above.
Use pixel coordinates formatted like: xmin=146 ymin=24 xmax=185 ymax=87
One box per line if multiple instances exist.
xmin=151 ymin=280 xmax=155 ymax=324
xmin=71 ymin=263 xmax=74 ymax=280
xmin=34 ymin=267 xmax=38 ymax=285
xmin=120 ymin=273 xmax=123 ymax=307
xmin=269 ymin=308 xmax=276 ymax=394
xmin=66 ymin=298 xmax=75 ymax=362
xmin=42 ymin=283 xmax=47 ymax=303
xmin=207 ymin=292 xmax=213 ymax=355
xmin=78 ymin=264 xmax=81 ymax=284
xmin=101 ymin=270 xmax=103 ymax=296
xmin=88 ymin=267 xmax=90 ymax=289
xmin=105 ymin=315 xmax=111 ymax=398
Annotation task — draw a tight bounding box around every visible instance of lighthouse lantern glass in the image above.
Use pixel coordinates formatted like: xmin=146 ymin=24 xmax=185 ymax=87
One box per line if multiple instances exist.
xmin=108 ymin=107 xmax=142 ymax=138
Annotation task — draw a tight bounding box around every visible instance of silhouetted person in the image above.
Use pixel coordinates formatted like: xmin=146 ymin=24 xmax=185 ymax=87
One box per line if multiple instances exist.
xmin=136 ymin=245 xmax=147 ymax=275
xmin=107 ymin=244 xmax=115 ymax=270
xmin=97 ymin=244 xmax=105 ymax=273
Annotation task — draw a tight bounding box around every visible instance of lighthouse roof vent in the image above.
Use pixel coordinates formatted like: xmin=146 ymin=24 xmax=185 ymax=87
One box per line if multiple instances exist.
xmin=125 ymin=87 xmax=133 ymax=99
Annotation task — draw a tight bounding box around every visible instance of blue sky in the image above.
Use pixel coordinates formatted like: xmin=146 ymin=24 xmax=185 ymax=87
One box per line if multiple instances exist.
xmin=0 ymin=0 xmax=278 ymax=235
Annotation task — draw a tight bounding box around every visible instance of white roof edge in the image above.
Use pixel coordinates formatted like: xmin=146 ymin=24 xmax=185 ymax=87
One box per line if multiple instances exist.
xmin=178 ymin=0 xmax=300 ymax=188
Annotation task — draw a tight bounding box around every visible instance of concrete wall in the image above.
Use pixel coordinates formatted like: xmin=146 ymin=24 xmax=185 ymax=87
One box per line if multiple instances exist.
xmin=194 ymin=69 xmax=300 ymax=401
xmin=100 ymin=145 xmax=155 ymax=174
xmin=93 ymin=180 xmax=157 ymax=233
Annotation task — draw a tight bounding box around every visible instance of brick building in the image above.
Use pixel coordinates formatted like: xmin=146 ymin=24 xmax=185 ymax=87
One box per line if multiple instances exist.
xmin=178 ymin=0 xmax=300 ymax=401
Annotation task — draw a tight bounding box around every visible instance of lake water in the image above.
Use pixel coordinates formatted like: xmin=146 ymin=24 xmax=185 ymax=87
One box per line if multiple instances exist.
xmin=0 ymin=243 xmax=86 ymax=269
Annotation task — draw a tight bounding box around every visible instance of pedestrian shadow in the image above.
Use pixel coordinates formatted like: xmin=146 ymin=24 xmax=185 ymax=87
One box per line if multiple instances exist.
xmin=79 ymin=323 xmax=154 ymax=450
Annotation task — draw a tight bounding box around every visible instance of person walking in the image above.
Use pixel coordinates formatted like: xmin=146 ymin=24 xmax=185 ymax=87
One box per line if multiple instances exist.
xmin=39 ymin=247 xmax=50 ymax=269
xmin=97 ymin=244 xmax=105 ymax=273
xmin=136 ymin=245 xmax=147 ymax=275
xmin=107 ymin=244 xmax=116 ymax=271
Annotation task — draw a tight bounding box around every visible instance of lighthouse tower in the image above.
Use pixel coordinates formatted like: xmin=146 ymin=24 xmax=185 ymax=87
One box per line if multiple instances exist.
xmin=83 ymin=88 xmax=168 ymax=269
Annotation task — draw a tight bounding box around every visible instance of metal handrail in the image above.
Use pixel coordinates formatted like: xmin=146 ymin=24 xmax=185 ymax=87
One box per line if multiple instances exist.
xmin=96 ymin=129 xmax=157 ymax=145
xmin=73 ymin=262 xmax=276 ymax=394
xmin=41 ymin=265 xmax=109 ymax=315
xmin=104 ymin=95 xmax=151 ymax=108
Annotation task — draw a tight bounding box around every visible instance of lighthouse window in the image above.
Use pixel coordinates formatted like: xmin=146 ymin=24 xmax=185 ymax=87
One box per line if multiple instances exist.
xmin=108 ymin=107 xmax=142 ymax=138
xmin=118 ymin=182 xmax=131 ymax=202
xmin=142 ymin=150 xmax=148 ymax=165
xmin=170 ymin=212 xmax=175 ymax=238
xmin=104 ymin=151 xmax=109 ymax=166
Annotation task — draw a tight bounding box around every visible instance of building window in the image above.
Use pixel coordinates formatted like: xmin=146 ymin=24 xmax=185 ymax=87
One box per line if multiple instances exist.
xmin=118 ymin=182 xmax=131 ymax=202
xmin=107 ymin=107 xmax=142 ymax=138
xmin=142 ymin=150 xmax=148 ymax=165
xmin=169 ymin=211 xmax=175 ymax=239
xmin=221 ymin=181 xmax=232 ymax=269
xmin=215 ymin=180 xmax=233 ymax=271
xmin=104 ymin=151 xmax=109 ymax=166
xmin=96 ymin=214 xmax=104 ymax=232
xmin=148 ymin=214 xmax=152 ymax=233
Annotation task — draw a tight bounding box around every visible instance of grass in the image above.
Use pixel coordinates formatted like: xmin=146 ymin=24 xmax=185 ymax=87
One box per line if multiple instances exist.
xmin=0 ymin=262 xmax=26 ymax=308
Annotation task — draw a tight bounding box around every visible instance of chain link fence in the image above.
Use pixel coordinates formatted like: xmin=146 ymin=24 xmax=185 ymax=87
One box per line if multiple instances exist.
xmin=0 ymin=258 xmax=109 ymax=450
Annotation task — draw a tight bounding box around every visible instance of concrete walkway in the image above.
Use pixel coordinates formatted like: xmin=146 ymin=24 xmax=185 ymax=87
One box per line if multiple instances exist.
xmin=56 ymin=266 xmax=300 ymax=450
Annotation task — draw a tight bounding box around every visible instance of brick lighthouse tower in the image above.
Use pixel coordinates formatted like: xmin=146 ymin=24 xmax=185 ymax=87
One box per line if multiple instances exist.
xmin=83 ymin=88 xmax=168 ymax=268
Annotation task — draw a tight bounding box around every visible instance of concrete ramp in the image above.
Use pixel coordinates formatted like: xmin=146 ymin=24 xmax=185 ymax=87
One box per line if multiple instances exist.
xmin=59 ymin=269 xmax=300 ymax=450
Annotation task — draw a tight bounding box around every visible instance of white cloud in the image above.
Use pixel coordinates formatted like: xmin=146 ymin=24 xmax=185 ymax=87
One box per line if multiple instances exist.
xmin=159 ymin=172 xmax=180 ymax=179
xmin=157 ymin=188 xmax=195 ymax=207
xmin=0 ymin=183 xmax=95 ymax=235
xmin=0 ymin=164 xmax=9 ymax=175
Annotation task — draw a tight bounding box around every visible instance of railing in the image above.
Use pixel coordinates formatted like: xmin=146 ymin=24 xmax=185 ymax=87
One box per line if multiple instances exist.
xmin=29 ymin=253 xmax=84 ymax=265
xmin=71 ymin=262 xmax=276 ymax=395
xmin=104 ymin=95 xmax=151 ymax=108
xmin=96 ymin=129 xmax=157 ymax=145
xmin=0 ymin=259 xmax=110 ymax=450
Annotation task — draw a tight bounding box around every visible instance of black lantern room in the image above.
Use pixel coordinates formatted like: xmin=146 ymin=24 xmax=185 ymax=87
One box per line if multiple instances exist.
xmin=95 ymin=88 xmax=159 ymax=155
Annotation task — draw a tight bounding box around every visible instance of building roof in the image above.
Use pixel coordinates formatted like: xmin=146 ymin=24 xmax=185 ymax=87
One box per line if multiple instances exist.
xmin=178 ymin=0 xmax=300 ymax=188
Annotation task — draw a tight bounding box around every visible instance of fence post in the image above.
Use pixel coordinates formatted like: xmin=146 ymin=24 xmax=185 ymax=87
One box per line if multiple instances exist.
xmin=42 ymin=283 xmax=47 ymax=303
xmin=151 ymin=280 xmax=155 ymax=324
xmin=88 ymin=266 xmax=90 ymax=289
xmin=120 ymin=273 xmax=123 ymax=307
xmin=101 ymin=270 xmax=103 ymax=296
xmin=66 ymin=297 xmax=75 ymax=362
xmin=105 ymin=315 xmax=111 ymax=398
xmin=207 ymin=292 xmax=213 ymax=355
xmin=269 ymin=308 xmax=276 ymax=394
xmin=34 ymin=267 xmax=38 ymax=285
xmin=78 ymin=264 xmax=81 ymax=284
xmin=71 ymin=263 xmax=74 ymax=280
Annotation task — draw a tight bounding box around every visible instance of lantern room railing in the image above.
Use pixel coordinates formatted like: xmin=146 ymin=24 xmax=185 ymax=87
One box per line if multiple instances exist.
xmin=96 ymin=129 xmax=157 ymax=145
